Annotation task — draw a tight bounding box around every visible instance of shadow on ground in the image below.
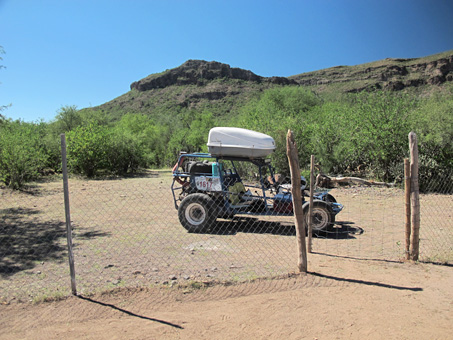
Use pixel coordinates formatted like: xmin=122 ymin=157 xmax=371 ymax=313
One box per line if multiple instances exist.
xmin=203 ymin=217 xmax=363 ymax=239
xmin=0 ymin=207 xmax=109 ymax=277
xmin=308 ymin=271 xmax=423 ymax=291
xmin=78 ymin=295 xmax=184 ymax=329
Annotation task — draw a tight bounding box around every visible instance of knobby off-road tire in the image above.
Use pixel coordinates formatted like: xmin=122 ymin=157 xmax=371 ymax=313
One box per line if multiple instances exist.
xmin=178 ymin=193 xmax=217 ymax=233
xmin=303 ymin=200 xmax=334 ymax=232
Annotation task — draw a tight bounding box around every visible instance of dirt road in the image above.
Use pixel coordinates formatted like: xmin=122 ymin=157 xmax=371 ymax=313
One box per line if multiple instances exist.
xmin=2 ymin=254 xmax=452 ymax=340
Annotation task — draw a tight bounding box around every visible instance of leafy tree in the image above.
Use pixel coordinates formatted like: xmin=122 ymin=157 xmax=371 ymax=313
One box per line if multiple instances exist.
xmin=79 ymin=109 xmax=112 ymax=127
xmin=413 ymin=86 xmax=453 ymax=166
xmin=66 ymin=123 xmax=109 ymax=177
xmin=37 ymin=120 xmax=65 ymax=173
xmin=52 ymin=105 xmax=82 ymax=132
xmin=309 ymin=101 xmax=352 ymax=173
xmin=114 ymin=113 xmax=170 ymax=167
xmin=234 ymin=87 xmax=321 ymax=174
xmin=165 ymin=110 xmax=215 ymax=165
xmin=412 ymin=86 xmax=453 ymax=191
xmin=44 ymin=105 xmax=83 ymax=171
xmin=0 ymin=120 xmax=48 ymax=188
xmin=186 ymin=111 xmax=215 ymax=152
xmin=0 ymin=45 xmax=11 ymax=119
xmin=106 ymin=126 xmax=144 ymax=175
xmin=345 ymin=91 xmax=416 ymax=180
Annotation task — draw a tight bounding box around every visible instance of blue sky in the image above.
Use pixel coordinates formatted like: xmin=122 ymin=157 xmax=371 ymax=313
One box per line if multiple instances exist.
xmin=1 ymin=0 xmax=452 ymax=122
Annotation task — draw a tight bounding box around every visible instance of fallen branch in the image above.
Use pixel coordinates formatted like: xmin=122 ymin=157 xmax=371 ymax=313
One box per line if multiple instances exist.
xmin=315 ymin=174 xmax=395 ymax=188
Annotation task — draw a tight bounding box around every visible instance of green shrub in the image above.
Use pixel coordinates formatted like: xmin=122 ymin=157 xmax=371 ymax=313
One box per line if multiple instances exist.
xmin=0 ymin=120 xmax=48 ymax=188
xmin=412 ymin=87 xmax=453 ymax=192
xmin=106 ymin=127 xmax=144 ymax=175
xmin=66 ymin=124 xmax=109 ymax=177
xmin=233 ymin=87 xmax=321 ymax=175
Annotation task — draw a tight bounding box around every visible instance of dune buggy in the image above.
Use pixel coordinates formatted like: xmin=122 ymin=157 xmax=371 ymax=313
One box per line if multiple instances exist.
xmin=171 ymin=152 xmax=343 ymax=233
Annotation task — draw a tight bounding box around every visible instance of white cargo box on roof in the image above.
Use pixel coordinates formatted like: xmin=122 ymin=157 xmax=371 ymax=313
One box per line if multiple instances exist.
xmin=207 ymin=127 xmax=275 ymax=158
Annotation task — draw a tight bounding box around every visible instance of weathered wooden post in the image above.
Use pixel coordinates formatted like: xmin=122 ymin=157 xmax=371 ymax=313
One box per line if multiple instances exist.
xmin=61 ymin=134 xmax=77 ymax=295
xmin=409 ymin=132 xmax=420 ymax=261
xmin=308 ymin=155 xmax=315 ymax=253
xmin=404 ymin=158 xmax=411 ymax=260
xmin=286 ymin=130 xmax=308 ymax=273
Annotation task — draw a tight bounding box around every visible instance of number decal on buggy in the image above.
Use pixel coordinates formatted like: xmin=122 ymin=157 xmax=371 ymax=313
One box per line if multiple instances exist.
xmin=195 ymin=176 xmax=222 ymax=192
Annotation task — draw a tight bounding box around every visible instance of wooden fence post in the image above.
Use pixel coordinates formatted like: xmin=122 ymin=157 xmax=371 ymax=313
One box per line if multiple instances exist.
xmin=308 ymin=155 xmax=315 ymax=253
xmin=61 ymin=134 xmax=77 ymax=295
xmin=286 ymin=130 xmax=307 ymax=273
xmin=404 ymin=158 xmax=411 ymax=261
xmin=409 ymin=132 xmax=420 ymax=261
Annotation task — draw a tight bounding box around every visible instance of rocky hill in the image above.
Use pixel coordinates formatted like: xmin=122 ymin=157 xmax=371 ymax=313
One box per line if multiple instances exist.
xmin=93 ymin=50 xmax=453 ymax=119
xmin=130 ymin=60 xmax=297 ymax=91
xmin=291 ymin=50 xmax=453 ymax=93
xmin=95 ymin=60 xmax=288 ymax=119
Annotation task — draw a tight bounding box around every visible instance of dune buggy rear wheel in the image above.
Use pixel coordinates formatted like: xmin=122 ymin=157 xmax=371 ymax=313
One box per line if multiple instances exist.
xmin=178 ymin=193 xmax=216 ymax=233
xmin=304 ymin=201 xmax=334 ymax=232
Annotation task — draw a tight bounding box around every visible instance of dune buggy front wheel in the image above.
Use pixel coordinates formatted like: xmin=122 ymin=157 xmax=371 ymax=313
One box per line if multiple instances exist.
xmin=178 ymin=193 xmax=216 ymax=233
xmin=304 ymin=201 xmax=334 ymax=232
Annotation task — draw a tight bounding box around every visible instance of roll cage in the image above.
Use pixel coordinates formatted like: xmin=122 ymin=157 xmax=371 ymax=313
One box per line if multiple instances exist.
xmin=171 ymin=152 xmax=279 ymax=215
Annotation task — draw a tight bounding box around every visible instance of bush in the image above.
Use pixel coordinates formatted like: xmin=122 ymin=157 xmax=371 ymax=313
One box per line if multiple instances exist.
xmin=234 ymin=87 xmax=321 ymax=175
xmin=106 ymin=127 xmax=144 ymax=175
xmin=412 ymin=88 xmax=453 ymax=192
xmin=346 ymin=91 xmax=416 ymax=181
xmin=66 ymin=124 xmax=109 ymax=177
xmin=66 ymin=121 xmax=153 ymax=177
xmin=0 ymin=120 xmax=48 ymax=188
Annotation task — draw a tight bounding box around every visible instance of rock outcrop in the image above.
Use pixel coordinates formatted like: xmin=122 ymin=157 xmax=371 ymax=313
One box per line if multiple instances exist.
xmin=291 ymin=53 xmax=453 ymax=93
xmin=130 ymin=60 xmax=297 ymax=91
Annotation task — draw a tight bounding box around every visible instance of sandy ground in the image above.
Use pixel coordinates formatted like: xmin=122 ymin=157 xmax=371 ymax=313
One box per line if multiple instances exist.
xmin=2 ymin=254 xmax=452 ymax=340
xmin=1 ymin=174 xmax=452 ymax=339
xmin=1 ymin=175 xmax=451 ymax=303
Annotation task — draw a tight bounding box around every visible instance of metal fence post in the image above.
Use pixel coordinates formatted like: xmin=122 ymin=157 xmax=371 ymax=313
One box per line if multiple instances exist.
xmin=61 ymin=133 xmax=77 ymax=295
xmin=409 ymin=132 xmax=420 ymax=261
xmin=308 ymin=155 xmax=315 ymax=253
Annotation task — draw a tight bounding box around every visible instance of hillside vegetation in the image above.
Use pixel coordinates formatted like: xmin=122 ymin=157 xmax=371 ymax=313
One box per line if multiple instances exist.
xmin=1 ymin=51 xmax=452 ymax=191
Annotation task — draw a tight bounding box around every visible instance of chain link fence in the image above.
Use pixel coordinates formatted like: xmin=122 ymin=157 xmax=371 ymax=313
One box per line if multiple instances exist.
xmin=418 ymin=167 xmax=453 ymax=263
xmin=1 ymin=160 xmax=452 ymax=303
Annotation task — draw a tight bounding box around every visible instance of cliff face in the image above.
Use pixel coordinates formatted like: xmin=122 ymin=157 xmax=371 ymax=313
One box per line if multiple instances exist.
xmin=130 ymin=60 xmax=297 ymax=92
xmin=290 ymin=52 xmax=453 ymax=93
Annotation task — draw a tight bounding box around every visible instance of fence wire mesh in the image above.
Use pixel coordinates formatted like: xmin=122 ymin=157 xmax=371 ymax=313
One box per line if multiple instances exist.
xmin=0 ymin=160 xmax=451 ymax=303
xmin=418 ymin=167 xmax=453 ymax=263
